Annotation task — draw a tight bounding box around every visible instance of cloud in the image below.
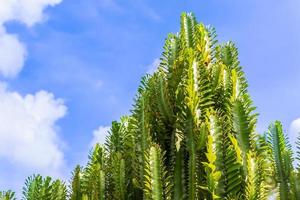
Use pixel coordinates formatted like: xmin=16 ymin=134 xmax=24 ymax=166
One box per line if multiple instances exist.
xmin=289 ymin=118 xmax=300 ymax=151
xmin=0 ymin=83 xmax=67 ymax=195
xmin=0 ymin=83 xmax=67 ymax=172
xmin=0 ymin=0 xmax=65 ymax=194
xmin=0 ymin=29 xmax=27 ymax=78
xmin=90 ymin=126 xmax=110 ymax=147
xmin=147 ymin=58 xmax=160 ymax=74
xmin=0 ymin=0 xmax=62 ymax=78
xmin=0 ymin=0 xmax=62 ymax=26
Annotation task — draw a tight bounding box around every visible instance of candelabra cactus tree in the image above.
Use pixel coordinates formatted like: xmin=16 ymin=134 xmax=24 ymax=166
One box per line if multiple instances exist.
xmin=2 ymin=12 xmax=300 ymax=200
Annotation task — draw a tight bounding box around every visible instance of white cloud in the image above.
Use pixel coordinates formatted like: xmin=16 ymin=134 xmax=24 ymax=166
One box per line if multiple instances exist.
xmin=289 ymin=118 xmax=300 ymax=152
xmin=0 ymin=30 xmax=27 ymax=78
xmin=147 ymin=58 xmax=160 ymax=74
xmin=0 ymin=83 xmax=67 ymax=172
xmin=0 ymin=0 xmax=65 ymax=194
xmin=0 ymin=0 xmax=62 ymax=26
xmin=90 ymin=126 xmax=110 ymax=147
xmin=0 ymin=0 xmax=62 ymax=78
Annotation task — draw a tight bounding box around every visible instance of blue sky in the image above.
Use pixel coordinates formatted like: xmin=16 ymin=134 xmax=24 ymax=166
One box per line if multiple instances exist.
xmin=1 ymin=0 xmax=300 ymax=194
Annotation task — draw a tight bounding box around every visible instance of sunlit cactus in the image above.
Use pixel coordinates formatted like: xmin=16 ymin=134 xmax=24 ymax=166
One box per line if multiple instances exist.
xmin=3 ymin=12 xmax=300 ymax=200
